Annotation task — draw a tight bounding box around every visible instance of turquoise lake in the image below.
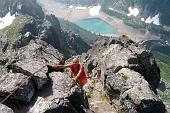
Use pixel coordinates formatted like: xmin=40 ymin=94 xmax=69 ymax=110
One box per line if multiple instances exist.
xmin=75 ymin=18 xmax=117 ymax=34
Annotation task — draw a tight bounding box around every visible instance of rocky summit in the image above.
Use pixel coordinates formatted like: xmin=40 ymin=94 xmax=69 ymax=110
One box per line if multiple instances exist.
xmin=0 ymin=35 xmax=165 ymax=113
xmin=0 ymin=0 xmax=167 ymax=113
xmin=79 ymin=35 xmax=165 ymax=113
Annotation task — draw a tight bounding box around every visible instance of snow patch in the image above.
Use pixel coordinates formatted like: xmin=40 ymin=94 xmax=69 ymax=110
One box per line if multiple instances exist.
xmin=0 ymin=12 xmax=16 ymax=30
xmin=75 ymin=6 xmax=87 ymax=10
xmin=108 ymin=8 xmax=114 ymax=11
xmin=145 ymin=14 xmax=160 ymax=25
xmin=89 ymin=5 xmax=101 ymax=16
xmin=165 ymin=40 xmax=168 ymax=45
xmin=127 ymin=7 xmax=139 ymax=17
xmin=17 ymin=3 xmax=22 ymax=10
xmin=69 ymin=5 xmax=73 ymax=9
xmin=141 ymin=18 xmax=145 ymax=21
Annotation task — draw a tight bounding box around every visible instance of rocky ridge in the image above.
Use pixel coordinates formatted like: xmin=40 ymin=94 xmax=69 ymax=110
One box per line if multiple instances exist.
xmin=79 ymin=35 xmax=166 ymax=113
xmin=0 ymin=39 xmax=92 ymax=113
xmin=0 ymin=0 xmax=166 ymax=112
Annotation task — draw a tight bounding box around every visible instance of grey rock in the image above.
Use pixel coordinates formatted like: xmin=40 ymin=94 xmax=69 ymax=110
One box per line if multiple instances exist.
xmin=110 ymin=68 xmax=165 ymax=113
xmin=10 ymin=59 xmax=48 ymax=89
xmin=6 ymin=40 xmax=64 ymax=89
xmin=29 ymin=72 xmax=90 ymax=113
xmin=0 ymin=104 xmax=14 ymax=113
xmin=39 ymin=15 xmax=91 ymax=58
xmin=0 ymin=72 xmax=35 ymax=102
xmin=79 ymin=36 xmax=165 ymax=113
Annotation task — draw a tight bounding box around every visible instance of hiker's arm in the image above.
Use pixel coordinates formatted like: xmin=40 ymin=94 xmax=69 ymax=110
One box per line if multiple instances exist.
xmin=74 ymin=64 xmax=83 ymax=81
xmin=54 ymin=64 xmax=71 ymax=69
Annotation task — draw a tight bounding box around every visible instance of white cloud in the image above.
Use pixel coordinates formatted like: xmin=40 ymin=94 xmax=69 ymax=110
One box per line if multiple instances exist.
xmin=0 ymin=12 xmax=15 ymax=30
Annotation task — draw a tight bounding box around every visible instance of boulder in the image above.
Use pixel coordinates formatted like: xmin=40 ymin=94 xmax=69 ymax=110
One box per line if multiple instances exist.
xmin=0 ymin=72 xmax=35 ymax=102
xmin=6 ymin=40 xmax=64 ymax=89
xmin=29 ymin=72 xmax=91 ymax=113
xmin=0 ymin=104 xmax=14 ymax=113
xmin=106 ymin=68 xmax=165 ymax=113
xmin=9 ymin=59 xmax=48 ymax=89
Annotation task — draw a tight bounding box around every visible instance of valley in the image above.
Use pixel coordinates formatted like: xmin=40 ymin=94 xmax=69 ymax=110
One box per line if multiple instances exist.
xmin=37 ymin=0 xmax=160 ymax=42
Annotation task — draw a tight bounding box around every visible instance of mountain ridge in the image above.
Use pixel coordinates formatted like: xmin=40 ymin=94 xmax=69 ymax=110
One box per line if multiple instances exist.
xmin=0 ymin=0 xmax=167 ymax=113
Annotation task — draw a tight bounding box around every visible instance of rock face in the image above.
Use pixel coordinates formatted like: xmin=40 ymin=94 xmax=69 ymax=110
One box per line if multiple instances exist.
xmin=6 ymin=39 xmax=63 ymax=90
xmin=0 ymin=13 xmax=90 ymax=59
xmin=0 ymin=72 xmax=35 ymax=102
xmin=39 ymin=15 xmax=91 ymax=58
xmin=80 ymin=36 xmax=165 ymax=113
xmin=29 ymin=72 xmax=90 ymax=113
xmin=0 ymin=40 xmax=91 ymax=113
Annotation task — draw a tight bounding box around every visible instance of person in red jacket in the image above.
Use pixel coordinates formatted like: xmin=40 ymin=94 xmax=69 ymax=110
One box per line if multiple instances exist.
xmin=47 ymin=57 xmax=88 ymax=86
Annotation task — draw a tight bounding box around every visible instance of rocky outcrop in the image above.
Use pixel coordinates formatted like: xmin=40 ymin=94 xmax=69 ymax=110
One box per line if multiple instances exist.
xmin=29 ymin=72 xmax=90 ymax=113
xmin=0 ymin=14 xmax=90 ymax=59
xmin=62 ymin=30 xmax=91 ymax=58
xmin=0 ymin=39 xmax=91 ymax=113
xmin=39 ymin=15 xmax=91 ymax=58
xmin=80 ymin=35 xmax=165 ymax=113
xmin=6 ymin=39 xmax=63 ymax=89
xmin=0 ymin=72 xmax=35 ymax=102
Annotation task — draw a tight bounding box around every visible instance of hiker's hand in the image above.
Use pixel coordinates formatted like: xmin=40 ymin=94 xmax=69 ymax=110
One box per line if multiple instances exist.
xmin=73 ymin=77 xmax=78 ymax=82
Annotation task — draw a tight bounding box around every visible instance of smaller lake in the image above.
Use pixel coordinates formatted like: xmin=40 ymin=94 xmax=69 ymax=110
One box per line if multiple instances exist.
xmin=75 ymin=18 xmax=117 ymax=34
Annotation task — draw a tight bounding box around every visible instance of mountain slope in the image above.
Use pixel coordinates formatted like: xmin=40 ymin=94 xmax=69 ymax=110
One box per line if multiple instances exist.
xmin=0 ymin=0 xmax=44 ymax=18
xmin=101 ymin=0 xmax=170 ymax=26
xmin=144 ymin=40 xmax=170 ymax=112
xmin=0 ymin=0 xmax=91 ymax=59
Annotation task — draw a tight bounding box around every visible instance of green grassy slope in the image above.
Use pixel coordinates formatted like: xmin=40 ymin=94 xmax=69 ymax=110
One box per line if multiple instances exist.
xmin=0 ymin=15 xmax=33 ymax=57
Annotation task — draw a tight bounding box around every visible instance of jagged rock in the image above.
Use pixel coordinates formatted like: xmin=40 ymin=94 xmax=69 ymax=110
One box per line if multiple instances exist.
xmin=107 ymin=68 xmax=165 ymax=113
xmin=29 ymin=96 xmax=79 ymax=113
xmin=62 ymin=31 xmax=91 ymax=58
xmin=81 ymin=36 xmax=160 ymax=92
xmin=6 ymin=40 xmax=64 ymax=89
xmin=39 ymin=15 xmax=91 ymax=58
xmin=29 ymin=72 xmax=91 ymax=113
xmin=9 ymin=59 xmax=49 ymax=89
xmin=0 ymin=72 xmax=35 ymax=102
xmin=80 ymin=36 xmax=165 ymax=113
xmin=39 ymin=15 xmax=64 ymax=50
xmin=0 ymin=104 xmax=14 ymax=113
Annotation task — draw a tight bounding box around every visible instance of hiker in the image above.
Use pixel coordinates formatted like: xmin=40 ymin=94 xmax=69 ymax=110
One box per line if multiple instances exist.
xmin=47 ymin=57 xmax=88 ymax=86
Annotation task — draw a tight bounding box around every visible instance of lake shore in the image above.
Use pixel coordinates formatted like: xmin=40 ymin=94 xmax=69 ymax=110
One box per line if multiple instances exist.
xmin=37 ymin=0 xmax=160 ymax=42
